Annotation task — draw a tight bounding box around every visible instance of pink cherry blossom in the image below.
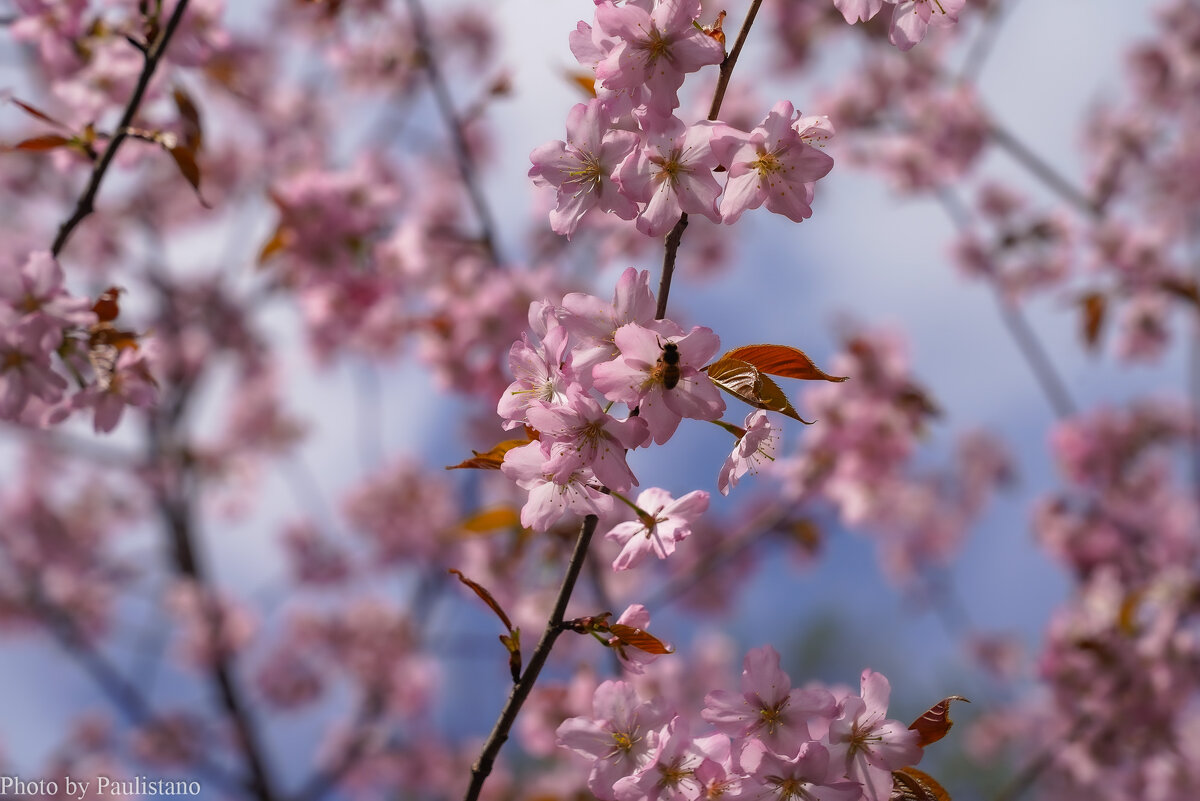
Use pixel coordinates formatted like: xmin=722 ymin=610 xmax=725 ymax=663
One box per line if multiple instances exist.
xmin=592 ymin=323 xmax=725 ymax=445
xmin=616 ymin=118 xmax=724 ymax=236
xmin=712 ymin=101 xmax=835 ymax=224
xmin=826 ymin=670 xmax=923 ymax=801
xmin=557 ymin=680 xmax=672 ymax=801
xmin=559 ymin=267 xmax=660 ymax=373
xmin=527 ymin=389 xmax=649 ymax=492
xmin=702 ymin=645 xmax=837 ymax=758
xmin=888 ymin=0 xmax=966 ymax=52
xmin=593 ymin=0 xmax=725 ymax=112
xmin=605 ymin=486 xmax=709 ymax=571
xmin=529 ymin=99 xmax=640 ymax=238
xmin=501 ymin=441 xmax=615 ymax=531
xmin=718 ymin=410 xmax=780 ymax=496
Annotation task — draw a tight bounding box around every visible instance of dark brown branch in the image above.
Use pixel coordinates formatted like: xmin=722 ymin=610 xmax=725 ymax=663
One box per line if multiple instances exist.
xmin=462 ymin=514 xmax=599 ymax=801
xmin=50 ymin=0 xmax=192 ymax=258
xmin=656 ymin=0 xmax=764 ymax=320
xmin=404 ymin=0 xmax=503 ymax=266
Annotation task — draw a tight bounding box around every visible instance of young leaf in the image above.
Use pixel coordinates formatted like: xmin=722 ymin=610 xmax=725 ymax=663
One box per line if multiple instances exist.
xmin=499 ymin=630 xmax=522 ymax=683
xmin=172 ymin=86 xmax=203 ymax=152
xmin=722 ymin=344 xmax=847 ymax=382
xmin=608 ymin=624 xmax=674 ymax=655
xmin=705 ymin=357 xmax=811 ymax=423
xmin=7 ymin=97 xmax=68 ymax=129
xmin=156 ymin=133 xmax=210 ymax=208
xmin=448 ymin=568 xmax=515 ymax=633
xmin=1079 ymin=291 xmax=1107 ymax=349
xmin=8 ymin=134 xmax=74 ymax=152
xmin=890 ymin=767 xmax=951 ymax=801
xmin=460 ymin=506 xmax=522 ymax=534
xmin=446 ymin=437 xmax=534 ymax=470
xmin=908 ymin=695 xmax=969 ymax=748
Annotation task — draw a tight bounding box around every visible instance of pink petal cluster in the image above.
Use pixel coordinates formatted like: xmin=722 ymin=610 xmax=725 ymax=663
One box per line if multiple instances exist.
xmin=832 ymin=0 xmax=965 ymax=51
xmin=559 ymin=649 xmax=919 ymax=801
xmin=530 ymin=2 xmax=836 ymax=239
xmin=498 ymin=268 xmax=723 ymax=546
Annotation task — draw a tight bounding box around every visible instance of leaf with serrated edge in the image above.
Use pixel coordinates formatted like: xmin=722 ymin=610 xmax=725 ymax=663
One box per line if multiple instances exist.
xmin=722 ymin=344 xmax=847 ymax=382
xmin=608 ymin=624 xmax=674 ymax=654
xmin=908 ymin=695 xmax=969 ymax=748
xmin=890 ymin=768 xmax=951 ymax=801
xmin=449 ymin=569 xmax=515 ymax=633
xmin=706 ymin=357 xmax=810 ymax=423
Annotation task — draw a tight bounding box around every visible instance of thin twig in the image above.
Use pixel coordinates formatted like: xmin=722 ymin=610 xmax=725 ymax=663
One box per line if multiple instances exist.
xmin=404 ymin=0 xmax=503 ymax=266
xmin=958 ymin=0 xmax=1023 ymax=85
xmin=656 ymin=0 xmax=764 ymax=321
xmin=50 ymin=0 xmax=193 ymax=257
xmin=988 ymin=122 xmax=1101 ymax=222
xmin=936 ymin=190 xmax=1077 ymax=419
xmin=462 ymin=514 xmax=599 ymax=801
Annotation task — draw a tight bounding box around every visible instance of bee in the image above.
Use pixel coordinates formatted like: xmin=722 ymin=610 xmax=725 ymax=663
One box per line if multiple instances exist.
xmin=657 ymin=339 xmax=681 ymax=390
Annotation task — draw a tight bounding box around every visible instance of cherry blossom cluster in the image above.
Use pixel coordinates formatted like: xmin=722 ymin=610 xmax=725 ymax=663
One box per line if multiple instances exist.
xmin=498 ymin=267 xmax=727 ymax=569
xmin=780 ymin=327 xmax=1010 ymax=583
xmin=557 ymin=646 xmax=921 ymax=801
xmin=1021 ymin=401 xmax=1200 ymax=799
xmin=530 ymin=0 xmax=835 ymax=239
xmin=832 ymin=0 xmax=964 ymax=52
xmin=0 ymin=250 xmax=155 ymax=432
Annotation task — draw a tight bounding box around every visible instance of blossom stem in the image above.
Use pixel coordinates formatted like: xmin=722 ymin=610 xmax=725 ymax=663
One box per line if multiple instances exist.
xmin=463 ymin=514 xmax=599 ymax=801
xmin=657 ymin=0 xmax=765 ymax=321
xmin=50 ymin=0 xmax=192 ymax=258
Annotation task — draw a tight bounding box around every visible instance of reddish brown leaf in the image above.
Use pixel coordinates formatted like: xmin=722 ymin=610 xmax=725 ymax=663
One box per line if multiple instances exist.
xmin=1080 ymin=291 xmax=1107 ymax=350
xmin=722 ymin=344 xmax=847 ymax=382
xmin=890 ymin=767 xmax=951 ymax=801
xmin=7 ymin=97 xmax=67 ymax=129
xmin=92 ymin=287 xmax=122 ymax=323
xmin=446 ymin=437 xmax=532 ymax=470
xmin=705 ymin=357 xmax=810 ymax=423
xmin=9 ymin=134 xmax=73 ymax=152
xmin=908 ymin=695 xmax=969 ymax=748
xmin=172 ymin=86 xmax=203 ymax=152
xmin=460 ymin=506 xmax=522 ymax=534
xmin=1159 ymin=276 xmax=1200 ymax=309
xmin=449 ymin=568 xmax=515 ymax=633
xmin=163 ymin=140 xmax=211 ymax=208
xmin=608 ymin=624 xmax=674 ymax=655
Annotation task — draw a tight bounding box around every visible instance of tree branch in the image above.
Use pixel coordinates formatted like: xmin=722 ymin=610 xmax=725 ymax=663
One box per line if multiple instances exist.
xmin=404 ymin=0 xmax=503 ymax=266
xmin=462 ymin=514 xmax=599 ymax=801
xmin=51 ymin=0 xmax=193 ymax=258
xmin=657 ymin=0 xmax=764 ymax=320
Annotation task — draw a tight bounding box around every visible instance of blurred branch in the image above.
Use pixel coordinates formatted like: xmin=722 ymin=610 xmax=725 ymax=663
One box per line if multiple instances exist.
xmin=958 ymin=0 xmax=1024 ymax=85
xmin=988 ymin=122 xmax=1102 ymax=222
xmin=936 ymin=189 xmax=1077 ymax=419
xmin=658 ymin=0 xmax=763 ymax=320
xmin=291 ymin=691 xmax=386 ymax=801
xmin=462 ymin=513 xmax=599 ymax=801
xmin=50 ymin=0 xmax=193 ymax=258
xmin=404 ymin=0 xmax=503 ymax=266
xmin=27 ymin=589 xmax=245 ymax=795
